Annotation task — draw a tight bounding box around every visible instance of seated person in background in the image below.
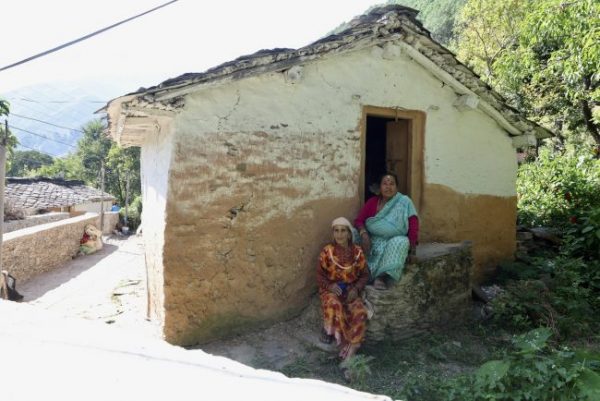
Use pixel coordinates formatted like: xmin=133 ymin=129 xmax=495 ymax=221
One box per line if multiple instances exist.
xmin=79 ymin=224 xmax=103 ymax=255
xmin=355 ymin=172 xmax=419 ymax=290
xmin=317 ymin=217 xmax=369 ymax=362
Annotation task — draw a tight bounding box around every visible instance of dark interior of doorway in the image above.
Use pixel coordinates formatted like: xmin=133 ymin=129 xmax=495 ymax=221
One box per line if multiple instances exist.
xmin=364 ymin=115 xmax=410 ymax=201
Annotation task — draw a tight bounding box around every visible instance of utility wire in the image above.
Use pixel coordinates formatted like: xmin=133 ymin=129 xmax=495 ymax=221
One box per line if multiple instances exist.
xmin=0 ymin=0 xmax=179 ymax=72
xmin=10 ymin=101 xmax=95 ymax=126
xmin=15 ymin=98 xmax=106 ymax=104
xmin=10 ymin=125 xmax=77 ymax=148
xmin=10 ymin=113 xmax=84 ymax=133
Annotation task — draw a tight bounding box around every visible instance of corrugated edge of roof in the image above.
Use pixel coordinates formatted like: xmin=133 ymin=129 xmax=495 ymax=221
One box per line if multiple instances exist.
xmin=107 ymin=4 xmax=552 ymax=139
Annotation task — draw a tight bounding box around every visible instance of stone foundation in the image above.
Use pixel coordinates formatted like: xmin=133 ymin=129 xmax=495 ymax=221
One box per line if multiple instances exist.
xmin=365 ymin=241 xmax=473 ymax=342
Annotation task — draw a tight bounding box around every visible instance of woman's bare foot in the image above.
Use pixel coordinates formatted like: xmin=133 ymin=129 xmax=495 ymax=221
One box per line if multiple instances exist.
xmin=373 ymin=277 xmax=387 ymax=290
xmin=344 ymin=344 xmax=360 ymax=360
xmin=339 ymin=344 xmax=350 ymax=359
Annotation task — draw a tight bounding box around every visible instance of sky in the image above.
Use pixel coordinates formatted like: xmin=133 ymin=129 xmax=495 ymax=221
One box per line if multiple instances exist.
xmin=0 ymin=0 xmax=386 ymax=95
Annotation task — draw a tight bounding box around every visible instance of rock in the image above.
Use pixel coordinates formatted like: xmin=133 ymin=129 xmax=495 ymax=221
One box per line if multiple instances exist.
xmin=529 ymin=227 xmax=562 ymax=245
xmin=365 ymin=242 xmax=473 ymax=343
xmin=516 ymin=231 xmax=533 ymax=241
xmin=472 ymin=285 xmax=490 ymax=303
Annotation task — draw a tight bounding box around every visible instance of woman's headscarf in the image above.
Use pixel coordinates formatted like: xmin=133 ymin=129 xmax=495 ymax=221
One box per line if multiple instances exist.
xmin=331 ymin=217 xmax=353 ymax=231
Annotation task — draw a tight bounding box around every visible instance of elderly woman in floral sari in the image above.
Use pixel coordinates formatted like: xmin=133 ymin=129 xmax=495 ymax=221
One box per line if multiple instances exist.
xmin=317 ymin=217 xmax=369 ymax=362
xmin=355 ymin=173 xmax=419 ymax=290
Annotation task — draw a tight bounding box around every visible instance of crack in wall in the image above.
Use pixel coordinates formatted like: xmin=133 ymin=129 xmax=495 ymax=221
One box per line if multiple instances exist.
xmin=217 ymin=91 xmax=242 ymax=131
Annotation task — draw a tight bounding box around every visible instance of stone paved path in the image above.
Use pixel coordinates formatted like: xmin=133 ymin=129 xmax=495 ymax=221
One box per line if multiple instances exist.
xmin=19 ymin=234 xmax=160 ymax=338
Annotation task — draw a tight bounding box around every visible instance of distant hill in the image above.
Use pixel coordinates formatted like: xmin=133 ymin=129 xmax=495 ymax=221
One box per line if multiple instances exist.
xmin=2 ymin=80 xmax=126 ymax=157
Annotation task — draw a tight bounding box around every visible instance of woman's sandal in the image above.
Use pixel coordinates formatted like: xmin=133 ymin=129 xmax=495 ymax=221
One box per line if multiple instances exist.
xmin=320 ymin=328 xmax=334 ymax=344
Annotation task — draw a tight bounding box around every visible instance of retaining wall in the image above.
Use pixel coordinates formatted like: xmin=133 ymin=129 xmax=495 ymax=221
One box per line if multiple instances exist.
xmin=2 ymin=213 xmax=100 ymax=283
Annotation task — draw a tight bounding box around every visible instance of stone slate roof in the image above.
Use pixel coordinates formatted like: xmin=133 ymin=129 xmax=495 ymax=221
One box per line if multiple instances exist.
xmin=107 ymin=4 xmax=552 ymax=140
xmin=5 ymin=177 xmax=115 ymax=210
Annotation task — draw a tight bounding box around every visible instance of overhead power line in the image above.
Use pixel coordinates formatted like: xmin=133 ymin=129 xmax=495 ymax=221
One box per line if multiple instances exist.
xmin=16 ymin=98 xmax=106 ymax=104
xmin=11 ymin=113 xmax=84 ymax=133
xmin=0 ymin=0 xmax=179 ymax=72
xmin=10 ymin=125 xmax=77 ymax=148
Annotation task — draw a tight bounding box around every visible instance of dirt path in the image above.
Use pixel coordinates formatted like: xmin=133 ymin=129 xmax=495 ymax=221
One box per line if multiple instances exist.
xmin=200 ymin=296 xmax=337 ymax=370
xmin=19 ymin=235 xmax=160 ymax=338
xmin=18 ymin=233 xmax=331 ymax=370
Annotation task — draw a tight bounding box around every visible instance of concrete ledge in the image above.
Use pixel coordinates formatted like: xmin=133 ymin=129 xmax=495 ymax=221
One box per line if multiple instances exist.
xmin=3 ymin=212 xmax=70 ymax=233
xmin=365 ymin=241 xmax=473 ymax=342
xmin=3 ymin=213 xmax=101 ymax=283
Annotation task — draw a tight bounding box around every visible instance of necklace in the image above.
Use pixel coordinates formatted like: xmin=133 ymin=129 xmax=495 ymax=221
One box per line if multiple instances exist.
xmin=327 ymin=245 xmax=362 ymax=271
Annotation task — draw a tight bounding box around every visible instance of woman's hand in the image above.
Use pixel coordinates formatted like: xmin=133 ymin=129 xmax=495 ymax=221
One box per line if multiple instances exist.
xmin=328 ymin=283 xmax=343 ymax=296
xmin=347 ymin=287 xmax=359 ymax=302
xmin=360 ymin=231 xmax=371 ymax=254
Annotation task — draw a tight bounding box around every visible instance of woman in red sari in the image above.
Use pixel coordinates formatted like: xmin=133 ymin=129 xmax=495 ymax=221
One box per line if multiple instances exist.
xmin=317 ymin=217 xmax=369 ymax=361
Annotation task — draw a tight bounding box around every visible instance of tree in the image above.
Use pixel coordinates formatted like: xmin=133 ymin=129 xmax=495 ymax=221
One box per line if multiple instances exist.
xmin=76 ymin=119 xmax=112 ymax=186
xmin=7 ymin=150 xmax=54 ymax=177
xmin=392 ymin=0 xmax=466 ymax=46
xmin=454 ymin=0 xmax=600 ymax=145
xmin=0 ymin=99 xmax=20 ymax=162
xmin=34 ymin=154 xmax=84 ymax=180
xmin=105 ymin=145 xmax=141 ymax=206
xmin=0 ymin=99 xmax=8 ymax=117
xmin=453 ymin=0 xmax=527 ymax=83
xmin=31 ymin=118 xmax=141 ymax=207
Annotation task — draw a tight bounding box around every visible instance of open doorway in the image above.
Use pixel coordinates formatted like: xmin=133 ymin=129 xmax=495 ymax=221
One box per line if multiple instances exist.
xmin=361 ymin=107 xmax=425 ymax=208
xmin=364 ymin=115 xmax=411 ymax=200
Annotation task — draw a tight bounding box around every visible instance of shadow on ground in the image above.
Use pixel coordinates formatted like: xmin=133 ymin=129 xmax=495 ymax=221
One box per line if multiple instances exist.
xmin=19 ymin=243 xmax=119 ymax=301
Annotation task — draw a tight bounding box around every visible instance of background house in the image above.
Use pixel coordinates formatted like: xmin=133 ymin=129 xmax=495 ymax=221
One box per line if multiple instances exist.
xmin=5 ymin=177 xmax=115 ymax=215
xmin=106 ymin=5 xmax=550 ymax=345
xmin=5 ymin=177 xmax=118 ymax=234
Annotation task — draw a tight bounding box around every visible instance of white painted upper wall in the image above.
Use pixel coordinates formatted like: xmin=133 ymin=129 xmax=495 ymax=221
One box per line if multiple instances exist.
xmin=173 ymin=41 xmax=517 ymax=198
xmin=72 ymin=201 xmax=113 ymax=213
xmin=140 ymin=119 xmax=174 ymax=323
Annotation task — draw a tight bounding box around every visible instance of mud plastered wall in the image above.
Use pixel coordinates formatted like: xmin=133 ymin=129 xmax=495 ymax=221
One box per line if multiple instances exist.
xmin=154 ymin=43 xmax=517 ymax=344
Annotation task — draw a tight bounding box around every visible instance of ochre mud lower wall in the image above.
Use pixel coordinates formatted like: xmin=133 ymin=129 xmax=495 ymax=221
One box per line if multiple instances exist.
xmin=419 ymin=183 xmax=517 ymax=284
xmin=162 ymin=129 xmax=361 ymax=345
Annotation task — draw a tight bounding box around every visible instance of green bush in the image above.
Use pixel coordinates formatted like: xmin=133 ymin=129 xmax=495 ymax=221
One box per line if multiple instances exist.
xmin=120 ymin=195 xmax=142 ymax=230
xmin=442 ymin=328 xmax=600 ymax=401
xmin=517 ymin=145 xmax=600 ymax=230
xmin=491 ymin=257 xmax=600 ymax=338
xmin=562 ymin=205 xmax=600 ymax=260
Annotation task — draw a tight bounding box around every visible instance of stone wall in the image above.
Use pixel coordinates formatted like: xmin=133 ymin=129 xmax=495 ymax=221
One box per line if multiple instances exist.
xmin=2 ymin=213 xmax=100 ymax=283
xmin=365 ymin=242 xmax=473 ymax=342
xmin=3 ymin=212 xmax=70 ymax=233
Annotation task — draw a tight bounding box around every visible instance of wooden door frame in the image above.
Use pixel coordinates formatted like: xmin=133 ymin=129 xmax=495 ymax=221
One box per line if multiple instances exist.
xmin=359 ymin=106 xmax=425 ymax=211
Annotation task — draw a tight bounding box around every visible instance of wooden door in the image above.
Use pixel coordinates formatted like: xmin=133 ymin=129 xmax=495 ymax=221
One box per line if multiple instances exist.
xmin=385 ymin=120 xmax=410 ymax=195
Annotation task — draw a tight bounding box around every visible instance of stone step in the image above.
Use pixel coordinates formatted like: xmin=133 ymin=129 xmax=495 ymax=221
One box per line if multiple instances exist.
xmin=364 ymin=241 xmax=473 ymax=343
